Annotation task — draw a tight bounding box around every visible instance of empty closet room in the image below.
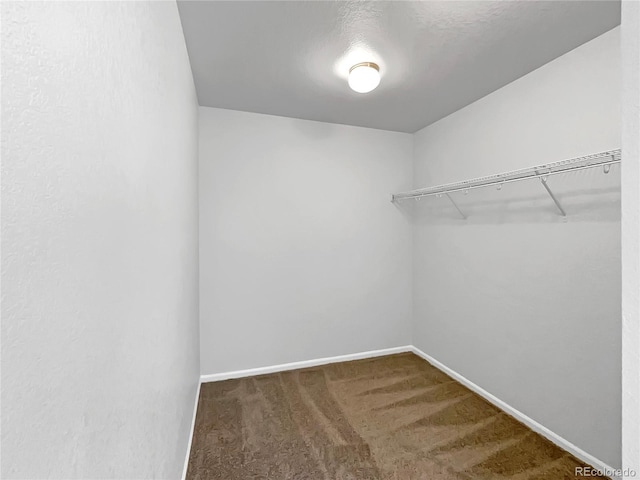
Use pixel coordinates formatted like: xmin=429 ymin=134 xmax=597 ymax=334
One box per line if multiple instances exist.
xmin=2 ymin=1 xmax=640 ymax=479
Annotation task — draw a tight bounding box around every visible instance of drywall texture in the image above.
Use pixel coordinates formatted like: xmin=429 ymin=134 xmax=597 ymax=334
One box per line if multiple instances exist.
xmin=178 ymin=1 xmax=620 ymax=132
xmin=1 ymin=2 xmax=199 ymax=478
xmin=622 ymin=1 xmax=640 ymax=473
xmin=199 ymin=107 xmax=413 ymax=375
xmin=412 ymin=28 xmax=621 ymax=468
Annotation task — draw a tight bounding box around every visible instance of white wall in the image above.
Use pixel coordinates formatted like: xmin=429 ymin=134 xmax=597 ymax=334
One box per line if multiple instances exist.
xmin=199 ymin=107 xmax=413 ymax=375
xmin=622 ymin=1 xmax=640 ymax=474
xmin=412 ymin=27 xmax=621 ymax=468
xmin=1 ymin=2 xmax=199 ymax=479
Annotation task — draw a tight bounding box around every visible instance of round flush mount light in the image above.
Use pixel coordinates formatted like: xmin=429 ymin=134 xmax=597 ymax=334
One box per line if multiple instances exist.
xmin=348 ymin=62 xmax=380 ymax=93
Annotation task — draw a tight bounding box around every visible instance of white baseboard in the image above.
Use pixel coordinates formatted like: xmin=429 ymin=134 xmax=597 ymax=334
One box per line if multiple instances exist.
xmin=181 ymin=379 xmax=201 ymax=480
xmin=199 ymin=345 xmax=413 ymax=383
xmin=409 ymin=346 xmax=620 ymax=479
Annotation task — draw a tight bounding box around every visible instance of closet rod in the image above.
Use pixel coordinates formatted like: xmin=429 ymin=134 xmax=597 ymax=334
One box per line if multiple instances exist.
xmin=391 ymin=149 xmax=621 ymax=202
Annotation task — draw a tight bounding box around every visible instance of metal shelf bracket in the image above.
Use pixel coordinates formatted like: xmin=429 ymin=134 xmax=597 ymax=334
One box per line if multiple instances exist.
xmin=539 ymin=178 xmax=566 ymax=217
xmin=445 ymin=193 xmax=467 ymax=219
xmin=536 ymin=170 xmax=567 ymax=217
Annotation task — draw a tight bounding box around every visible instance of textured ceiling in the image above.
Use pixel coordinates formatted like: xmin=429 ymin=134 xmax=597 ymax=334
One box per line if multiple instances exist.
xmin=177 ymin=1 xmax=620 ymax=133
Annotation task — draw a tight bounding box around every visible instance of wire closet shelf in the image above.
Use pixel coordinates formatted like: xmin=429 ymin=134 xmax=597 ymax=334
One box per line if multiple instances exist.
xmin=391 ymin=149 xmax=621 ymax=216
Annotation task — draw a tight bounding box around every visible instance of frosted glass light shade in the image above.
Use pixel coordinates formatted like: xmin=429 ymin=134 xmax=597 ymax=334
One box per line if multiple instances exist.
xmin=348 ymin=62 xmax=380 ymax=93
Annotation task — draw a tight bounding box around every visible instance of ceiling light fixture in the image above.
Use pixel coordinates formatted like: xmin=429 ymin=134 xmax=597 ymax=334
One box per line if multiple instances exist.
xmin=348 ymin=62 xmax=380 ymax=93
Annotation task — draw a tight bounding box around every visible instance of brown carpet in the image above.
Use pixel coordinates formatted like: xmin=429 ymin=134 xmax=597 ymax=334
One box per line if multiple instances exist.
xmin=186 ymin=353 xmax=608 ymax=479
